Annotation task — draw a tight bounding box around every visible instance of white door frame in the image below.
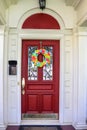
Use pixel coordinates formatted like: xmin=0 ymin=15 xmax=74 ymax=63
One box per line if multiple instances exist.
xmin=17 ymin=29 xmax=64 ymax=125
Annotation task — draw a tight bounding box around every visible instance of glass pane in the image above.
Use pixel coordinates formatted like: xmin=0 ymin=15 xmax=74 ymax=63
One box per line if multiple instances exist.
xmin=43 ymin=46 xmax=53 ymax=80
xmin=28 ymin=46 xmax=38 ymax=80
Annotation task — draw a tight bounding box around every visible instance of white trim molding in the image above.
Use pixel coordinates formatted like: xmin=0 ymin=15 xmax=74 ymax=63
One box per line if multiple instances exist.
xmin=74 ymin=124 xmax=87 ymax=130
xmin=17 ymin=30 xmax=65 ymax=125
xmin=77 ymin=13 xmax=87 ymax=27
xmin=0 ymin=26 xmax=6 ymax=130
xmin=72 ymin=29 xmax=87 ymax=130
xmin=0 ymin=125 xmax=6 ymax=130
xmin=17 ymin=8 xmax=65 ymax=30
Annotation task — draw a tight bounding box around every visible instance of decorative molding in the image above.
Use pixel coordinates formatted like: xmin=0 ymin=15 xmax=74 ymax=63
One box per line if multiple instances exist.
xmin=8 ymin=34 xmax=17 ymax=60
xmin=0 ymin=1 xmax=6 ymax=25
xmin=77 ymin=12 xmax=87 ymax=27
xmin=0 ymin=124 xmax=6 ymax=130
xmin=74 ymin=124 xmax=87 ymax=130
xmin=8 ymin=28 xmax=18 ymax=34
xmin=0 ymin=29 xmax=5 ymax=130
xmin=0 ymin=16 xmax=6 ymax=25
xmin=17 ymin=8 xmax=65 ymax=29
xmin=72 ymin=0 xmax=81 ymax=9
xmin=65 ymin=0 xmax=81 ymax=8
xmin=0 ymin=0 xmax=18 ymax=19
xmin=0 ymin=26 xmax=5 ymax=35
xmin=3 ymin=0 xmax=18 ymax=8
xmin=63 ymin=35 xmax=73 ymax=123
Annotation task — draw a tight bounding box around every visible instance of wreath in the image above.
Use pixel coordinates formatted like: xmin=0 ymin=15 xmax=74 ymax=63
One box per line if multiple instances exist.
xmin=31 ymin=49 xmax=51 ymax=67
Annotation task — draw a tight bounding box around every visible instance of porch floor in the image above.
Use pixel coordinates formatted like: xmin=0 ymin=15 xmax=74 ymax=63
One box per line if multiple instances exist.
xmin=6 ymin=125 xmax=75 ymax=130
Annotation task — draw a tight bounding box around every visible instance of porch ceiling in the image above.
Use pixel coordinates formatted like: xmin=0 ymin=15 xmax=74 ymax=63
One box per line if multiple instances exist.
xmin=3 ymin=0 xmax=18 ymax=8
xmin=3 ymin=0 xmax=81 ymax=8
xmin=65 ymin=0 xmax=81 ymax=8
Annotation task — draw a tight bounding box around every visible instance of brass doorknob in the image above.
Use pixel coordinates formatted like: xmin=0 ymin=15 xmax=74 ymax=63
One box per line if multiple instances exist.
xmin=22 ymin=90 xmax=25 ymax=95
xmin=22 ymin=78 xmax=25 ymax=89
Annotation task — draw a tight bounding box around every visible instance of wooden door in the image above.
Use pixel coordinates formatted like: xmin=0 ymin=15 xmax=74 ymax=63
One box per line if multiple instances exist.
xmin=21 ymin=40 xmax=60 ymax=116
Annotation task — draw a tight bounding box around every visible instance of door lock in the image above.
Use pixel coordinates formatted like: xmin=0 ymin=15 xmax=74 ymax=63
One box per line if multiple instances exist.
xmin=22 ymin=90 xmax=25 ymax=95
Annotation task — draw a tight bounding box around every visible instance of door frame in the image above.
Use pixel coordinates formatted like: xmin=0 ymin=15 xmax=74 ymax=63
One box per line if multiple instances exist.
xmin=17 ymin=29 xmax=64 ymax=125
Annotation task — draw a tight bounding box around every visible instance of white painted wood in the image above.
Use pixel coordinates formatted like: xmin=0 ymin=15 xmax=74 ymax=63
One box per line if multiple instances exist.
xmin=72 ymin=29 xmax=87 ymax=129
xmin=17 ymin=29 xmax=73 ymax=125
xmin=0 ymin=26 xmax=6 ymax=130
xmin=7 ymin=6 xmax=74 ymax=126
xmin=21 ymin=120 xmax=60 ymax=125
xmin=72 ymin=29 xmax=78 ymax=127
xmin=4 ymin=29 xmax=9 ymax=125
xmin=0 ymin=0 xmax=6 ymax=24
xmin=63 ymin=35 xmax=73 ymax=123
xmin=77 ymin=35 xmax=87 ymax=124
xmin=16 ymin=9 xmax=67 ymax=125
xmin=17 ymin=30 xmax=65 ymax=125
xmin=76 ymin=0 xmax=87 ymax=25
xmin=8 ymin=76 xmax=18 ymax=123
xmin=3 ymin=1 xmax=87 ymax=129
xmin=8 ymin=34 xmax=17 ymax=60
xmin=2 ymin=0 xmax=18 ymax=8
xmin=65 ymin=0 xmax=81 ymax=8
xmin=17 ymin=8 xmax=65 ymax=30
xmin=0 ymin=0 xmax=81 ymax=10
xmin=6 ymin=0 xmax=76 ymax=29
xmin=7 ymin=33 xmax=18 ymax=124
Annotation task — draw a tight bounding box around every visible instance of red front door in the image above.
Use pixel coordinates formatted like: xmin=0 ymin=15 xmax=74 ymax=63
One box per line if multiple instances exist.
xmin=21 ymin=40 xmax=60 ymax=117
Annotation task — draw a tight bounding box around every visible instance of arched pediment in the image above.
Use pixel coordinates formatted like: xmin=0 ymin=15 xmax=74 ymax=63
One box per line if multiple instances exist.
xmin=22 ymin=13 xmax=60 ymax=29
xmin=18 ymin=8 xmax=65 ymax=29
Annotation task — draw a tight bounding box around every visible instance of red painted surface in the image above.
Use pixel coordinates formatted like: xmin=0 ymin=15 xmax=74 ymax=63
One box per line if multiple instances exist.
xmin=21 ymin=40 xmax=60 ymax=114
xmin=22 ymin=13 xmax=60 ymax=29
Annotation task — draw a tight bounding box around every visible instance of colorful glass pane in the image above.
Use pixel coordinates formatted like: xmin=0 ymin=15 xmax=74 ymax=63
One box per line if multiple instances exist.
xmin=28 ymin=46 xmax=38 ymax=80
xmin=43 ymin=46 xmax=53 ymax=80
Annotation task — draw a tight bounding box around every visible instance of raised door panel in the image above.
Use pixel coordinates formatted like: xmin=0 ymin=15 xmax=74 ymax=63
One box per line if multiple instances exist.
xmin=27 ymin=94 xmax=38 ymax=113
xmin=42 ymin=94 xmax=53 ymax=112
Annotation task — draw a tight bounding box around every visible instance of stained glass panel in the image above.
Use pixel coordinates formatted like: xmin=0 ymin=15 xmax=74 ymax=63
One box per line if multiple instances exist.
xmin=43 ymin=46 xmax=53 ymax=80
xmin=28 ymin=46 xmax=38 ymax=80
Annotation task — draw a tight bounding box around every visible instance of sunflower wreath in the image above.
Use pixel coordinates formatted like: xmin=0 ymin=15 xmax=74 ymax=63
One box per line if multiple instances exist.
xmin=31 ymin=49 xmax=51 ymax=67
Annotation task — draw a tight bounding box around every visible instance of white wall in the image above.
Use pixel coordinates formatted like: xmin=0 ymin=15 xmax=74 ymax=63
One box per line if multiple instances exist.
xmin=0 ymin=26 xmax=6 ymax=130
xmin=73 ymin=28 xmax=87 ymax=129
xmin=6 ymin=0 xmax=76 ymax=29
xmin=3 ymin=0 xmax=87 ymax=129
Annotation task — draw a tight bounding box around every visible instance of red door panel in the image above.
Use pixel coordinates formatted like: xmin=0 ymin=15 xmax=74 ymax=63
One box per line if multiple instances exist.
xmin=42 ymin=94 xmax=53 ymax=112
xmin=21 ymin=40 xmax=60 ymax=114
xmin=27 ymin=94 xmax=38 ymax=113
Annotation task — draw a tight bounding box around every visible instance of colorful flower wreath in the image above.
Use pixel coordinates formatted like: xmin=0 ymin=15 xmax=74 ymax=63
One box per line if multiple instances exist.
xmin=31 ymin=49 xmax=51 ymax=67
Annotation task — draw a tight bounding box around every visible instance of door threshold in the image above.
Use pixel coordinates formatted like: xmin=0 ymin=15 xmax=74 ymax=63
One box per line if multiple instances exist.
xmin=21 ymin=120 xmax=59 ymax=125
xmin=22 ymin=113 xmax=58 ymax=120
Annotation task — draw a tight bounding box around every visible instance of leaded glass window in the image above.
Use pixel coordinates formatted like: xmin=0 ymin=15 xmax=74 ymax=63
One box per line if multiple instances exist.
xmin=43 ymin=46 xmax=53 ymax=80
xmin=28 ymin=46 xmax=38 ymax=80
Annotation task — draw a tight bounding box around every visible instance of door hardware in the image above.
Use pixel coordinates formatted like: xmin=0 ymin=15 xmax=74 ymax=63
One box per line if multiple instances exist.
xmin=22 ymin=78 xmax=25 ymax=89
xmin=22 ymin=90 xmax=25 ymax=95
